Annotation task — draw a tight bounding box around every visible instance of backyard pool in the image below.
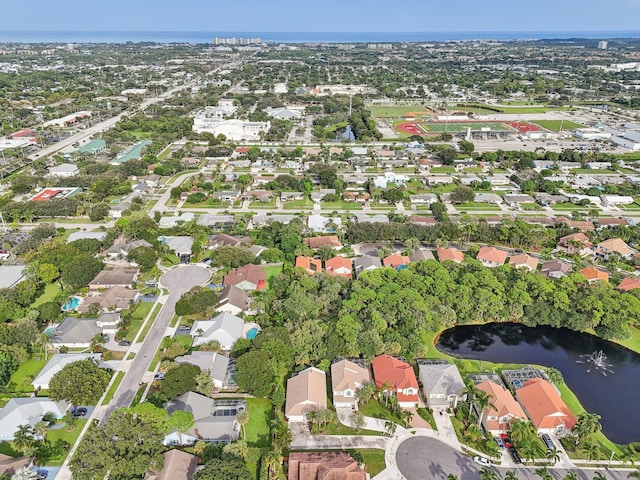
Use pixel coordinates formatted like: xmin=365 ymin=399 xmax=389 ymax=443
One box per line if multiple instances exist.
xmin=246 ymin=328 xmax=259 ymax=340
xmin=61 ymin=296 xmax=81 ymax=311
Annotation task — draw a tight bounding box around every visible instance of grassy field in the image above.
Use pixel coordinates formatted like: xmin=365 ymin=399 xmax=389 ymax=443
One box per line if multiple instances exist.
xmin=424 ymin=122 xmax=510 ymax=133
xmin=262 ymin=265 xmax=283 ymax=284
xmin=551 ymin=202 xmax=591 ymax=211
xmin=321 ymin=201 xmax=362 ymax=211
xmin=136 ymin=303 xmax=163 ymax=342
xmin=368 ymin=104 xmax=431 ymax=118
xmin=430 ymin=166 xmax=456 ymax=174
xmin=125 ymin=302 xmax=154 ymax=342
xmin=245 ymin=398 xmax=272 ymax=448
xmin=102 ymin=371 xmax=125 ymax=405
xmin=46 ymin=419 xmax=89 ymax=466
xmin=283 ymin=198 xmax=314 ymax=209
xmin=533 ymin=120 xmax=585 ymax=132
xmin=359 ymin=399 xmax=402 ymax=424
xmin=8 ymin=355 xmax=48 ymax=393
xmin=355 ymin=449 xmax=387 ymax=476
xmin=456 ymin=202 xmax=501 ymax=210
xmin=249 ymin=200 xmax=277 ymax=209
xmin=0 ymin=442 xmax=21 ymax=456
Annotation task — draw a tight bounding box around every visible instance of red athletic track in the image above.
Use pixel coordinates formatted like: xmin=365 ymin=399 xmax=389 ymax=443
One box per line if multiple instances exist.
xmin=396 ymin=122 xmax=425 ymax=135
xmin=504 ymin=121 xmax=540 ymax=133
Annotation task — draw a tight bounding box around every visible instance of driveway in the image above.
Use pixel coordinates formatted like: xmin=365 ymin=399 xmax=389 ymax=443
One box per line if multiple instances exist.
xmin=99 ymin=265 xmax=210 ymax=421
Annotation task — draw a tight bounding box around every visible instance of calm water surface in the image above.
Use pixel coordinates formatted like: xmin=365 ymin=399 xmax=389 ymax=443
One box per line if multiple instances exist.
xmin=437 ymin=323 xmax=640 ymax=444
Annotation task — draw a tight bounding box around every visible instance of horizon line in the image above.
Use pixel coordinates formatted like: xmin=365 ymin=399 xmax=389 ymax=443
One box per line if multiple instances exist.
xmin=2 ymin=29 xmax=640 ymax=34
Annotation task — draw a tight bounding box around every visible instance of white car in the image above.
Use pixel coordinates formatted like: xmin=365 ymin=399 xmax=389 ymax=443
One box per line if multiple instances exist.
xmin=473 ymin=456 xmax=492 ymax=467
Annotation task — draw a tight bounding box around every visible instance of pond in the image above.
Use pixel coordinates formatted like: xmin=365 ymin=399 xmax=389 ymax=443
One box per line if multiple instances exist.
xmin=436 ymin=323 xmax=640 ymax=444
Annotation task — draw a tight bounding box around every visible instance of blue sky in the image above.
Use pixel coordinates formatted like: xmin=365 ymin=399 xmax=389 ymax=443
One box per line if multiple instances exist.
xmin=1 ymin=0 xmax=639 ymax=32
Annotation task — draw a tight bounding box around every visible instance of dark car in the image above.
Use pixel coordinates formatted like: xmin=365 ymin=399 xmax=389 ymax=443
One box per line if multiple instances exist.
xmin=118 ymin=340 xmax=131 ymax=346
xmin=509 ymin=447 xmax=522 ymax=464
xmin=541 ymin=433 xmax=555 ymax=450
xmin=35 ymin=469 xmax=48 ymax=480
xmin=72 ymin=407 xmax=88 ymax=418
xmin=494 ymin=436 xmax=504 ymax=449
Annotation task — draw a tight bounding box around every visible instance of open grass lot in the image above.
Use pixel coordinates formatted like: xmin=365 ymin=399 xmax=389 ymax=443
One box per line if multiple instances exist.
xmin=283 ymin=198 xmax=314 ymax=209
xmin=249 ymin=200 xmax=277 ymax=209
xmin=359 ymin=399 xmax=402 ymax=424
xmin=424 ymin=121 xmax=510 ymax=133
xmin=368 ymin=104 xmax=431 ymax=118
xmin=124 ymin=302 xmax=154 ymax=342
xmin=321 ymin=201 xmax=362 ymax=211
xmin=355 ymin=449 xmax=386 ymax=476
xmin=469 ymin=103 xmax=572 ymax=114
xmin=551 ymin=202 xmax=591 ymax=211
xmin=456 ymin=202 xmax=501 ymax=210
xmin=617 ymin=152 xmax=640 ymax=161
xmin=620 ymin=202 xmax=640 ymax=210
xmin=262 ymin=265 xmax=283 ymax=284
xmin=430 ymin=166 xmax=456 ymax=174
xmin=245 ymin=398 xmax=272 ymax=448
xmin=8 ymin=355 xmax=48 ymax=393
xmin=533 ymin=120 xmax=585 ymax=132
xmin=324 ymin=422 xmax=383 ymax=436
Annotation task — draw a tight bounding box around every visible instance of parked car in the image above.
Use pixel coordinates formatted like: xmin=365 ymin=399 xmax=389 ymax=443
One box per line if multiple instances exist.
xmin=494 ymin=436 xmax=504 ymax=449
xmin=72 ymin=407 xmax=88 ymax=418
xmin=118 ymin=340 xmax=131 ymax=346
xmin=177 ymin=325 xmax=190 ymax=331
xmin=500 ymin=433 xmax=513 ymax=449
xmin=473 ymin=456 xmax=492 ymax=467
xmin=509 ymin=447 xmax=522 ymax=464
xmin=35 ymin=469 xmax=48 ymax=480
xmin=154 ymin=373 xmax=165 ymax=380
xmin=541 ymin=433 xmax=555 ymax=450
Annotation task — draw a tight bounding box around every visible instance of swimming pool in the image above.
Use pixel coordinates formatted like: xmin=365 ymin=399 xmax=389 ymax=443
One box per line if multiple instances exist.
xmin=44 ymin=325 xmax=59 ymax=337
xmin=62 ymin=297 xmax=81 ymax=311
xmin=246 ymin=328 xmax=259 ymax=340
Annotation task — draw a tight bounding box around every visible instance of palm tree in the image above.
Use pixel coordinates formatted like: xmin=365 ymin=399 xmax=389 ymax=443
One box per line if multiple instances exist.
xmin=473 ymin=391 xmax=495 ymax=429
xmin=12 ymin=425 xmax=34 ymax=454
xmin=505 ymin=471 xmax=519 ymax=480
xmin=263 ymin=450 xmax=281 ymax=480
xmin=384 ymin=421 xmax=397 ymax=437
xmin=235 ymin=409 xmax=249 ymax=440
xmin=34 ymin=420 xmax=49 ymax=440
xmin=563 ymin=473 xmax=578 ymax=480
xmin=546 ymin=447 xmax=561 ymax=466
xmin=534 ymin=466 xmax=553 ymax=480
xmin=400 ymin=409 xmax=413 ymax=427
xmin=627 ymin=470 xmax=640 ymax=478
xmin=621 ymin=444 xmax=637 ymax=466
xmin=592 ymin=472 xmax=607 ymax=480
xmin=508 ymin=420 xmax=532 ymax=444
xmin=581 ymin=440 xmax=601 ymax=464
xmin=479 ymin=467 xmax=498 ymax=480
xmin=446 ymin=475 xmax=459 ymax=480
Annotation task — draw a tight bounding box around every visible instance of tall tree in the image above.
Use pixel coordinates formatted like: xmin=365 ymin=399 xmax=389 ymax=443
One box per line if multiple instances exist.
xmin=49 ymin=359 xmax=111 ymax=406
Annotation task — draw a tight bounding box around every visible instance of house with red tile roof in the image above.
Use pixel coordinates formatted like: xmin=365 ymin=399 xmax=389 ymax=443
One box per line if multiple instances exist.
xmin=295 ymin=256 xmax=323 ymax=275
xmin=515 ymin=378 xmax=577 ymax=435
xmin=554 ymin=217 xmax=595 ymax=232
xmin=618 ymin=277 xmax=640 ymax=292
xmin=383 ymin=253 xmax=410 ymax=270
xmin=371 ymin=354 xmax=419 ymax=408
xmin=288 ymin=452 xmax=366 ymax=480
xmin=476 ymin=246 xmax=508 ymax=268
xmin=223 ymin=264 xmax=267 ymax=291
xmin=436 ymin=247 xmax=464 ymax=264
xmin=579 ymin=267 xmax=609 ymax=284
xmin=476 ymin=381 xmax=527 ymax=435
xmin=509 ymin=253 xmax=539 ymax=272
xmin=325 ymin=256 xmax=352 ymax=278
xmin=304 ymin=236 xmax=342 ymax=250
xmin=556 ymin=233 xmax=594 ymax=256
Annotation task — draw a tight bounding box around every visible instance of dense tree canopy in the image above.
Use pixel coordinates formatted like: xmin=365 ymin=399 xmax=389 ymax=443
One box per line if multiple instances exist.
xmin=49 ymin=358 xmax=112 ymax=405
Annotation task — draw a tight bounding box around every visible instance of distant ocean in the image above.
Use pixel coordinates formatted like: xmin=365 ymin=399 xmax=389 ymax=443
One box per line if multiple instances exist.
xmin=1 ymin=30 xmax=639 ymax=44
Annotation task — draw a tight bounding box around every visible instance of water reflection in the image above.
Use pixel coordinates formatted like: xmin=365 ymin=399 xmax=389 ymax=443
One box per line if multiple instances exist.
xmin=437 ymin=323 xmax=640 ymax=444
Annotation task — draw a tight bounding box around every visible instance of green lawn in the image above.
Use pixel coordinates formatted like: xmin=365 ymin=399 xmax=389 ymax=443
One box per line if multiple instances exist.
xmin=283 ymin=198 xmax=314 ymax=209
xmin=8 ymin=355 xmax=48 ymax=393
xmin=533 ymin=120 xmax=585 ymax=132
xmin=430 ymin=167 xmax=456 ymax=174
xmin=416 ymin=408 xmax=437 ymax=430
xmin=102 ymin=371 xmax=125 ymax=405
xmin=32 ymin=283 xmax=62 ymax=308
xmin=249 ymin=200 xmax=277 ymax=209
xmin=359 ymin=399 xmax=402 ymax=423
xmin=137 ymin=303 xmax=163 ymax=342
xmin=368 ymin=104 xmax=431 ymax=118
xmin=124 ymin=302 xmax=154 ymax=342
xmin=355 ymin=449 xmax=387 ymax=476
xmin=262 ymin=265 xmax=283 ymax=284
xmin=245 ymin=398 xmax=272 ymax=448
xmin=456 ymin=202 xmax=501 ymax=210
xmin=46 ymin=419 xmax=89 ymax=466
xmin=615 ymin=326 xmax=640 ymax=353
xmin=0 ymin=442 xmax=21 ymax=457
xmin=321 ymin=201 xmax=362 ymax=211
xmin=551 ymin=202 xmax=591 ymax=211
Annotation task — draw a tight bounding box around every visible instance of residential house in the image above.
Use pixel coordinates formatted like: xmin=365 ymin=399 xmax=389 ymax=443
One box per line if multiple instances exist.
xmin=285 ymin=367 xmax=327 ymax=422
xmin=287 ymin=452 xmax=366 ymax=480
xmin=353 ymin=255 xmax=382 ymax=276
xmin=596 ymin=218 xmax=629 ymax=228
xmin=50 ymin=313 xmax=121 ymax=348
xmin=554 ymin=218 xmax=595 ymax=232
xmin=509 ymin=254 xmax=539 ymax=272
xmin=197 ymin=214 xmax=237 ymax=229
xmin=540 ymin=260 xmax=572 ymax=279
xmin=89 ymin=267 xmax=138 ymax=290
xmin=216 ymin=285 xmax=250 ymax=315
xmin=295 ymin=256 xmax=323 ymax=275
xmin=0 ymin=398 xmax=69 ymax=441
xmin=409 ymin=194 xmax=438 ymax=205
xmin=281 ymin=192 xmax=305 ymax=202
xmin=32 ymin=353 xmax=106 ymax=390
xmin=536 ymin=193 xmax=567 ymax=206
xmin=0 ymin=265 xmax=27 ymax=289
xmin=437 ymin=247 xmax=464 ymax=264
xmin=515 ymin=378 xmax=577 ymax=435
xmin=410 ymin=249 xmax=435 ymax=263
xmin=476 ymin=246 xmax=508 ymax=268
xmin=211 ymin=190 xmax=241 ymax=203
xmin=159 ymin=212 xmax=195 ymax=228
xmin=424 ymin=175 xmax=454 ymax=186
xmin=308 ymin=215 xmax=341 ymax=233
xmin=245 ymin=190 xmax=274 ymax=203
xmin=310 ymin=189 xmax=336 ymax=201
xmin=161 ymin=236 xmax=194 ymax=263
xmin=353 ymin=213 xmax=389 ymax=224
xmin=145 ymin=449 xmax=198 ymax=480
xmin=164 ymin=392 xmax=245 ymax=445
xmin=556 ymin=233 xmax=594 ymax=256
xmin=304 ymin=235 xmax=342 ymax=250
xmin=408 ymin=216 xmax=438 ymax=226
xmin=325 ymin=256 xmax=353 ymax=279
xmin=342 ymin=191 xmax=370 ymax=203
xmin=418 ymin=360 xmax=465 ymax=409
xmin=66 ymin=231 xmax=107 ymax=243
xmin=208 ymin=234 xmax=250 ymax=249
xmin=371 ymin=354 xmax=419 ymax=408
xmin=191 ymin=312 xmax=244 ymax=350
xmin=104 ymin=239 xmax=153 ymax=260
xmin=383 ymin=253 xmax=410 ymax=270
xmin=48 ymin=163 xmax=79 ymax=177
xmin=579 ymin=267 xmax=609 ymax=283
xmin=78 ymin=286 xmax=139 ymax=313
xmin=223 ymin=264 xmax=267 ymax=291
xmin=252 ymin=214 xmax=296 ymax=226
xmin=596 ymin=238 xmax=636 ymax=259
xmin=331 ymin=359 xmax=371 ymax=409
xmin=174 ymin=351 xmax=230 ymax=388
xmin=503 ymin=194 xmax=535 ymax=207
xmin=601 ymin=195 xmax=635 ymax=207
xmin=476 ymin=381 xmax=527 ymax=435
xmin=618 ymin=277 xmax=640 ymax=292
xmin=474 ymin=193 xmax=502 ymax=204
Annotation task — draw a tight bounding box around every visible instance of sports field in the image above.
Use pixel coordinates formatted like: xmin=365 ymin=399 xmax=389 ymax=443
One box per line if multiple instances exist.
xmin=533 ymin=120 xmax=585 ymax=132
xmin=369 ymin=104 xmax=432 ymax=118
xmin=396 ymin=122 xmax=427 ymax=135
xmin=503 ymin=121 xmax=540 ymax=133
xmin=422 ymin=122 xmax=512 ymax=133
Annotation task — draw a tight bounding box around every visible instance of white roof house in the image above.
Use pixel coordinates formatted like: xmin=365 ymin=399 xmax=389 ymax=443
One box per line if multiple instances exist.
xmin=32 ymin=353 xmax=107 ymax=390
xmin=159 ymin=212 xmax=195 ymax=228
xmin=418 ymin=361 xmax=466 ymax=409
xmin=0 ymin=398 xmax=69 ymax=441
xmin=174 ymin=351 xmax=230 ymax=388
xmin=190 ymin=312 xmax=244 ymax=350
xmin=0 ymin=265 xmax=27 ymax=289
xmin=48 ymin=163 xmax=79 ymax=177
xmin=66 ymin=231 xmax=107 ymax=243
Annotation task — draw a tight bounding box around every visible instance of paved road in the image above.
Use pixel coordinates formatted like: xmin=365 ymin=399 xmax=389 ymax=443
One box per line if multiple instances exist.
xmin=395 ymin=437 xmax=630 ymax=480
xmin=100 ymin=265 xmax=210 ymax=420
